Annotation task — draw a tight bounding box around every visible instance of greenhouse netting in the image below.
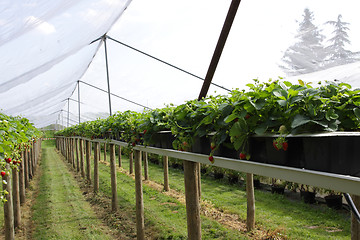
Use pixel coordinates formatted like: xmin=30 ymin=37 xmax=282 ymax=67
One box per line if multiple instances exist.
xmin=0 ymin=0 xmax=359 ymax=128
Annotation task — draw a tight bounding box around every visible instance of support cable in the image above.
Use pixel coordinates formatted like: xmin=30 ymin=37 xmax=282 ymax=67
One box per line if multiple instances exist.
xmin=344 ymin=193 xmax=360 ymax=224
xmin=106 ymin=36 xmax=231 ymax=92
xmin=78 ymin=80 xmax=152 ymax=110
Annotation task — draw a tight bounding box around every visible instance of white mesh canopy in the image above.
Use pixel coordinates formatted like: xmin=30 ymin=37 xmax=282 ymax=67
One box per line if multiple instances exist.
xmin=0 ymin=0 xmax=359 ymax=129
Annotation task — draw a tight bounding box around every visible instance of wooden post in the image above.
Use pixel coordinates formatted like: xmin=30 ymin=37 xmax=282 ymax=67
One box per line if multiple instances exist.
xmin=93 ymin=142 xmax=99 ymax=193
xmin=163 ymin=156 xmax=169 ymax=191
xmin=24 ymin=148 xmax=29 ymax=189
xmin=104 ymin=143 xmax=107 ymax=162
xmin=98 ymin=142 xmax=101 ymax=161
xmin=67 ymin=138 xmax=70 ymax=163
xmin=29 ymin=147 xmax=33 ymax=179
xmin=75 ymin=138 xmax=80 ymax=172
xmin=79 ymin=139 xmax=85 ymax=178
xmin=134 ymin=150 xmax=145 ymax=240
xmin=183 ymin=160 xmax=201 ymax=240
xmin=3 ymin=164 xmax=15 ymax=240
xmin=12 ymin=167 xmax=21 ymax=228
xmin=19 ymin=151 xmax=25 ymax=204
xmin=129 ymin=151 xmax=134 ymax=174
xmin=110 ymin=144 xmax=118 ymax=212
xmin=246 ymin=173 xmax=255 ymax=231
xmin=85 ymin=140 xmax=91 ymax=182
xmin=71 ymin=139 xmax=76 ymax=169
xmin=143 ymin=152 xmax=149 ymax=181
xmin=118 ymin=145 xmax=122 ymax=168
xmin=351 ymin=195 xmax=360 ymax=240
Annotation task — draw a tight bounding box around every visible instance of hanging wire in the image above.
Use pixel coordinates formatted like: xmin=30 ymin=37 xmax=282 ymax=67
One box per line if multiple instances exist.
xmin=78 ymin=80 xmax=152 ymax=110
xmin=106 ymin=36 xmax=231 ymax=92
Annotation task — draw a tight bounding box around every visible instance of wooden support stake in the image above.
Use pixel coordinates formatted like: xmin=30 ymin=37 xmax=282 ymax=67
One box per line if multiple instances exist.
xmin=3 ymin=164 xmax=15 ymax=240
xmin=19 ymin=151 xmax=25 ymax=204
xmin=29 ymin=147 xmax=33 ymax=179
xmin=71 ymin=139 xmax=76 ymax=169
xmin=93 ymin=142 xmax=99 ymax=193
xmin=351 ymin=195 xmax=360 ymax=240
xmin=143 ymin=152 xmax=148 ymax=181
xmin=12 ymin=167 xmax=21 ymax=228
xmin=110 ymin=144 xmax=118 ymax=212
xmin=75 ymin=138 xmax=80 ymax=172
xmin=129 ymin=151 xmax=134 ymax=174
xmin=104 ymin=143 xmax=107 ymax=162
xmin=98 ymin=142 xmax=101 ymax=162
xmin=163 ymin=156 xmax=169 ymax=191
xmin=24 ymin=148 xmax=29 ymax=189
xmin=183 ymin=160 xmax=201 ymax=240
xmin=118 ymin=145 xmax=122 ymax=168
xmin=85 ymin=140 xmax=91 ymax=183
xmin=246 ymin=173 xmax=255 ymax=231
xmin=79 ymin=139 xmax=85 ymax=178
xmin=134 ymin=150 xmax=145 ymax=240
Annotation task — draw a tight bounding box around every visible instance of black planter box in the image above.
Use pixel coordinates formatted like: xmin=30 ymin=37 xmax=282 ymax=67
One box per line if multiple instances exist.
xmin=301 ymin=132 xmax=360 ymax=177
xmin=151 ymin=131 xmax=175 ymax=149
xmin=191 ymin=136 xmax=212 ymax=155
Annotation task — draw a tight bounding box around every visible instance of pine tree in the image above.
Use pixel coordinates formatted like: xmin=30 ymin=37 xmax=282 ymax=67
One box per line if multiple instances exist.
xmin=325 ymin=14 xmax=359 ymax=67
xmin=280 ymin=8 xmax=327 ymax=76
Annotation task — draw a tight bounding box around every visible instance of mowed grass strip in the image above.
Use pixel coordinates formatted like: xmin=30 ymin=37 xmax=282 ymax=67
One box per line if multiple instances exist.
xmin=93 ymin=158 xmax=245 ymax=239
xmin=108 ymin=150 xmax=351 ymax=240
xmin=32 ymin=141 xmax=113 ymax=240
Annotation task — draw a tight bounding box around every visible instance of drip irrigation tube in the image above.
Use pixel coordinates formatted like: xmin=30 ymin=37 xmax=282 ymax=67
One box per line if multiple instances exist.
xmin=344 ymin=193 xmax=360 ymax=223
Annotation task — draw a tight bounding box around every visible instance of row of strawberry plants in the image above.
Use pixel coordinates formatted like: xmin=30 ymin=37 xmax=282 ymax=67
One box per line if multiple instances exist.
xmin=56 ymin=79 xmax=360 ymax=162
xmin=0 ymin=112 xmax=41 ymax=201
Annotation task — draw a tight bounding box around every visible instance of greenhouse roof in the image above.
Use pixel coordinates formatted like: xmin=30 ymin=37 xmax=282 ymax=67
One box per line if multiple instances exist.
xmin=0 ymin=0 xmax=359 ymax=128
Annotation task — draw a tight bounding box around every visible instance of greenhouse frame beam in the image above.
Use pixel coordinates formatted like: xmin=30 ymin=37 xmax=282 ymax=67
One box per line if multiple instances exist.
xmin=78 ymin=81 xmax=81 ymax=124
xmin=198 ymin=0 xmax=241 ymax=99
xmin=69 ymin=137 xmax=360 ymax=196
xmin=106 ymin=36 xmax=231 ymax=92
xmin=103 ymin=35 xmax=112 ymax=116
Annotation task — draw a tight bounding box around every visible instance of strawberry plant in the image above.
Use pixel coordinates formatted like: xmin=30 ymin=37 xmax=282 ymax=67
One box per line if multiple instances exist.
xmin=0 ymin=112 xmax=41 ymax=202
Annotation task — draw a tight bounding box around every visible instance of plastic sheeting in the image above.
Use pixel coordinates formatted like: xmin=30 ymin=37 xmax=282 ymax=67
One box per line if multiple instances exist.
xmin=0 ymin=0 xmax=359 ymax=129
xmin=0 ymin=0 xmax=131 ymax=127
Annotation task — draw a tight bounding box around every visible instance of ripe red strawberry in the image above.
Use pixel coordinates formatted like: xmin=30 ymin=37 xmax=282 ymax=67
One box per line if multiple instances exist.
xmin=1 ymin=171 xmax=5 ymax=177
xmin=210 ymin=142 xmax=216 ymax=150
xmin=208 ymin=156 xmax=214 ymax=163
xmin=245 ymin=114 xmax=251 ymax=120
xmin=282 ymin=142 xmax=288 ymax=151
xmin=239 ymin=152 xmax=247 ymax=160
xmin=132 ymin=142 xmax=136 ymax=147
xmin=273 ymin=141 xmax=279 ymax=151
xmin=5 ymin=158 xmax=11 ymax=163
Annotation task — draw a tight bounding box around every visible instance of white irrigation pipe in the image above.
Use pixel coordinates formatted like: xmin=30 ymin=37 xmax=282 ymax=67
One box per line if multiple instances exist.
xmin=68 ymin=136 xmax=360 ymax=196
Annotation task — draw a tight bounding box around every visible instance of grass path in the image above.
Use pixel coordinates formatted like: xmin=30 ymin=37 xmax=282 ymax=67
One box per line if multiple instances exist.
xmin=30 ymin=141 xmax=115 ymax=240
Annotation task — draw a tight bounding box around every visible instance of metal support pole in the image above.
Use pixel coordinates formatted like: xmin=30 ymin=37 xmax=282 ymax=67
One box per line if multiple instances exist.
xmin=198 ymin=0 xmax=241 ymax=100
xmin=67 ymin=98 xmax=70 ymax=127
xmin=78 ymin=81 xmax=81 ymax=124
xmin=103 ymin=35 xmax=112 ymax=116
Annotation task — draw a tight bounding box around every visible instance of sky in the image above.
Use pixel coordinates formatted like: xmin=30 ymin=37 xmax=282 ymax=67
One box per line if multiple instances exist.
xmin=1 ymin=0 xmax=360 ymax=127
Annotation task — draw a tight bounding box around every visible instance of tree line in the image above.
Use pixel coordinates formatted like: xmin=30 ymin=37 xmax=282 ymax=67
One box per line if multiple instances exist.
xmin=280 ymin=8 xmax=360 ymax=76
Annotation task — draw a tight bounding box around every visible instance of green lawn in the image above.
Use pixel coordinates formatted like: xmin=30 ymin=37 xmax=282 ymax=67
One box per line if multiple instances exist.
xmin=31 ymin=140 xmax=114 ymax=240
xmin=6 ymin=140 xmax=349 ymax=239
xmin=103 ymin=148 xmax=351 ymax=239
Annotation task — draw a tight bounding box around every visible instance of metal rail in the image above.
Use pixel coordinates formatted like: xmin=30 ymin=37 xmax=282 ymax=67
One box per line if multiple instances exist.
xmin=66 ymin=136 xmax=360 ymax=196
